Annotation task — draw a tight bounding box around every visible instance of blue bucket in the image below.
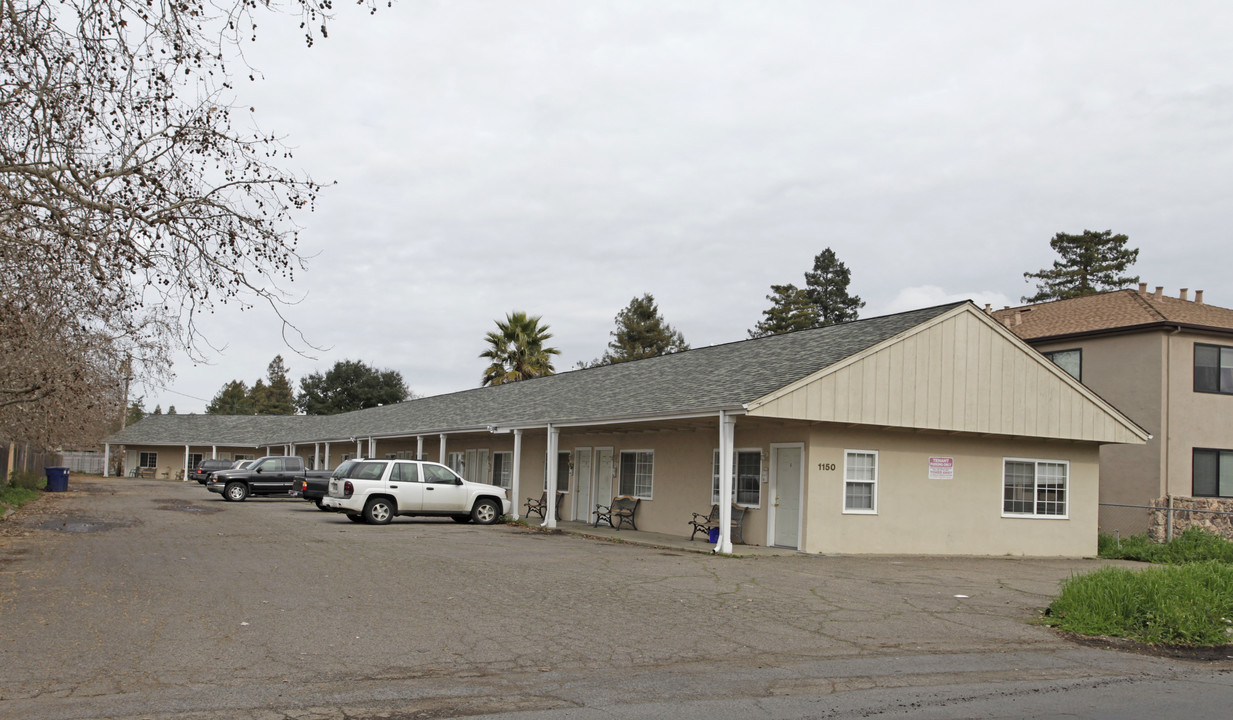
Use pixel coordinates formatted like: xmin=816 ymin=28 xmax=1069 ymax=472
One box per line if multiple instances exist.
xmin=708 ymin=527 xmax=719 ymax=543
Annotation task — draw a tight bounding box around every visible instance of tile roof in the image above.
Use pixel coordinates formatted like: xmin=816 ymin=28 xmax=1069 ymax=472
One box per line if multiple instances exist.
xmin=107 ymin=302 xmax=964 ymax=446
xmin=990 ymin=288 xmax=1233 ymax=341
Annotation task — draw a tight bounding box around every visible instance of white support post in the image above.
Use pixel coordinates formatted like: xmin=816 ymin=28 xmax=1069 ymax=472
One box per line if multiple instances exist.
xmin=314 ymin=443 xmax=320 ymax=470
xmin=183 ymin=444 xmax=190 ymax=481
xmin=368 ymin=437 xmax=375 ymax=458
xmin=545 ymin=424 xmax=559 ymax=529
xmin=511 ymin=430 xmax=523 ymax=520
xmin=211 ymin=445 xmax=217 ymax=459
xmin=325 ymin=442 xmax=331 ymax=469
xmin=716 ymin=411 xmax=736 ymax=554
xmin=355 ymin=439 xmax=361 ymax=458
xmin=103 ymin=444 xmax=111 ymax=477
xmin=439 ymin=434 xmax=448 ymax=465
xmin=416 ymin=435 xmax=424 ymax=461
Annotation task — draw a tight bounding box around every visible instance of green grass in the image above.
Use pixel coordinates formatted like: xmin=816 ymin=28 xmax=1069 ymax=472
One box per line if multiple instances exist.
xmin=1046 ymin=561 xmax=1233 ymax=646
xmin=1099 ymin=527 xmax=1233 ymax=564
xmin=1 ymin=470 xmax=46 ymax=512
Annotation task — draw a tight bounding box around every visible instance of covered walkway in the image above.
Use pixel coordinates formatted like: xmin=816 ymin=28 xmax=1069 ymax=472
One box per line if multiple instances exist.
xmin=535 ymin=519 xmax=802 ymax=557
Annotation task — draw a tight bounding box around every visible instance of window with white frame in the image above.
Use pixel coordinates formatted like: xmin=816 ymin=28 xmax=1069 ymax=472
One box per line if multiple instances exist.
xmin=138 ymin=452 xmax=158 ymax=468
xmin=1002 ymin=459 xmax=1068 ymax=517
xmin=492 ymin=451 xmax=513 ymax=489
xmin=712 ymin=449 xmax=762 ymax=506
xmin=843 ymin=450 xmax=878 ymax=513
xmin=187 ymin=453 xmax=204 ymax=469
xmin=447 ymin=451 xmax=464 ymax=475
xmin=619 ymin=450 xmax=653 ymax=499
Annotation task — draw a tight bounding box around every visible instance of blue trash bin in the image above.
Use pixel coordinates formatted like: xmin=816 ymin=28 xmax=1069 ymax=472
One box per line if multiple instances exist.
xmin=44 ymin=467 xmax=69 ymax=492
xmin=708 ymin=527 xmax=720 ymax=543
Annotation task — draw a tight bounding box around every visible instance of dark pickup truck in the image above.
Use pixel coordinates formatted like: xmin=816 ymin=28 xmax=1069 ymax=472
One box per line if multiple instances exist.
xmin=206 ymin=456 xmax=332 ymax=502
xmin=292 ymin=459 xmax=360 ymax=511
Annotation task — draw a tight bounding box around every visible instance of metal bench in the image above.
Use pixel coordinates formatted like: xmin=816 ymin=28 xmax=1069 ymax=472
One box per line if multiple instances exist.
xmin=594 ymin=495 xmax=639 ymax=531
xmin=524 ymin=491 xmax=565 ymax=520
xmin=688 ymin=503 xmax=747 ymax=544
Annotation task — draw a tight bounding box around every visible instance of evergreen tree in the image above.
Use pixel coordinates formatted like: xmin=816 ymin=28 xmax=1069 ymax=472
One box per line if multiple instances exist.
xmin=1022 ymin=229 xmax=1140 ymax=303
xmin=480 ymin=312 xmax=560 ymax=386
xmin=804 ymin=248 xmax=865 ymax=326
xmin=167 ymin=405 xmax=176 ymax=414
xmin=152 ymin=405 xmax=162 ymax=415
xmin=749 ymin=284 xmax=816 ymax=338
xmin=206 ymin=380 xmax=254 ymax=415
xmin=253 ymin=355 xmax=296 ymax=415
xmin=600 ymin=294 xmax=689 ymax=364
xmin=296 ymin=360 xmax=410 ymax=415
xmin=125 ymin=396 xmax=147 ymax=426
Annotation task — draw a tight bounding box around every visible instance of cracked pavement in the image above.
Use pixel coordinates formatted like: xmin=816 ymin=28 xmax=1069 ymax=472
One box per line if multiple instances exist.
xmin=1 ymin=476 xmax=1230 ymax=719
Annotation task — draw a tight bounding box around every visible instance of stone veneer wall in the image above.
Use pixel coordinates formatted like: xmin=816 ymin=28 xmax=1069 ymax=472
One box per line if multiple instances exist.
xmin=1149 ymin=496 xmax=1233 ymax=542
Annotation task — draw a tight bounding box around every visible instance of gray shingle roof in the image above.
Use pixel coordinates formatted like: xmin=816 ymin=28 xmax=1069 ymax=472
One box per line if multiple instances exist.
xmin=107 ymin=302 xmax=962 ymax=446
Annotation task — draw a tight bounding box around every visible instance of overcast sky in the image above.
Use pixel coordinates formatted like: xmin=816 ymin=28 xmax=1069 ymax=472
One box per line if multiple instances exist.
xmin=143 ymin=1 xmax=1233 ymax=414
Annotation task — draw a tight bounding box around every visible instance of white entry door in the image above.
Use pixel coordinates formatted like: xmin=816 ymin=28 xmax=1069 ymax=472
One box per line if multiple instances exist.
xmin=573 ymin=447 xmax=593 ymax=523
xmin=594 ymin=447 xmax=614 ymax=509
xmin=771 ymin=445 xmax=803 ymax=549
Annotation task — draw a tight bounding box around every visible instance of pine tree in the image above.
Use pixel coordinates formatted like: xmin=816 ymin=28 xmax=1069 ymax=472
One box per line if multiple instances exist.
xmin=804 ymin=248 xmax=865 ymax=326
xmin=253 ymin=355 xmax=296 ymax=415
xmin=125 ymin=397 xmax=147 ymax=426
xmin=167 ymin=405 xmax=176 ymax=414
xmin=749 ymin=284 xmax=816 ymax=338
xmin=206 ymin=380 xmax=254 ymax=415
xmin=1023 ymin=230 xmax=1140 ymax=302
xmin=152 ymin=405 xmax=162 ymax=415
xmin=600 ymin=294 xmax=689 ymax=364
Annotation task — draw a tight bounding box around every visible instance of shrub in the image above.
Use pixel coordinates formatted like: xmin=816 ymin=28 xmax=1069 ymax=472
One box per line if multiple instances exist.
xmin=1098 ymin=527 xmax=1233 ymax=564
xmin=8 ymin=470 xmax=44 ymax=491
xmin=1047 ymin=561 xmax=1233 ymax=646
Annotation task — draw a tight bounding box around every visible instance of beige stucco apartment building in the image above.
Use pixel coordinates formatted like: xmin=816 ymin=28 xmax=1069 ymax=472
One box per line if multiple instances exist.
xmin=108 ymin=302 xmax=1147 ymax=556
xmin=993 ymin=285 xmax=1233 ymax=539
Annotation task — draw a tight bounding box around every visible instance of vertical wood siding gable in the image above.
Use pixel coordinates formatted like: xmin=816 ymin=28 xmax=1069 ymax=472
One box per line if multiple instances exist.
xmin=747 ymin=310 xmax=1144 ymax=443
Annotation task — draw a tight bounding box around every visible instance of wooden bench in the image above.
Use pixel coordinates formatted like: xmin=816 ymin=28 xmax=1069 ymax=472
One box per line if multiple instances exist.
xmin=688 ymin=503 xmax=747 ymax=544
xmin=594 ymin=495 xmax=639 ymax=530
xmin=524 ymin=491 xmax=565 ymax=520
xmin=137 ymin=467 xmax=157 ymax=479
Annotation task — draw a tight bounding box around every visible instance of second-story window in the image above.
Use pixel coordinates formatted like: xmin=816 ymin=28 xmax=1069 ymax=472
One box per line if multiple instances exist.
xmin=1195 ymin=344 xmax=1233 ymax=394
xmin=1042 ymin=349 xmax=1082 ymax=381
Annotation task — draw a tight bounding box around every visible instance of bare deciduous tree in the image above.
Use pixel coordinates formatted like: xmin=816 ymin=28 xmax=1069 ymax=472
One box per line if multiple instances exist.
xmin=1 ymin=0 xmax=380 ymax=447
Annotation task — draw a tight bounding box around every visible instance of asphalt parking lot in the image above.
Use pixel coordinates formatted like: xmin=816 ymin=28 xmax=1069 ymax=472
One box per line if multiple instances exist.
xmin=1 ymin=476 xmax=1230 ymax=720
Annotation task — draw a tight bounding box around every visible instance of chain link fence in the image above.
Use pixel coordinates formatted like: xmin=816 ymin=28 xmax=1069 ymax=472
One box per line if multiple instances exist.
xmin=1101 ymin=499 xmax=1233 ymax=543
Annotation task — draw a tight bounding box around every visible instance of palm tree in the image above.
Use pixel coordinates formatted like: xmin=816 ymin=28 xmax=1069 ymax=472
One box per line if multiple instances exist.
xmin=480 ymin=312 xmax=561 ymax=386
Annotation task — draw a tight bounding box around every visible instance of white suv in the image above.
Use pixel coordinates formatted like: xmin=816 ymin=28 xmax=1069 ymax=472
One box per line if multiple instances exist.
xmin=322 ymin=459 xmax=511 ymax=525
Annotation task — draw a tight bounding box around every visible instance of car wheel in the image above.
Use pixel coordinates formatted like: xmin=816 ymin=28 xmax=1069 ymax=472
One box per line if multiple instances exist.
xmin=224 ymin=482 xmax=248 ymax=502
xmin=471 ymin=498 xmax=501 ymax=525
xmin=314 ymin=498 xmax=329 ymax=511
xmin=451 ymin=514 xmax=472 ymax=524
xmin=345 ymin=514 xmax=364 ymax=523
xmin=363 ymin=497 xmax=394 ymax=525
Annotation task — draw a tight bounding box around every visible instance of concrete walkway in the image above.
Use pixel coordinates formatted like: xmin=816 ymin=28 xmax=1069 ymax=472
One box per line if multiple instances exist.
xmin=520 ymin=517 xmax=803 ymax=556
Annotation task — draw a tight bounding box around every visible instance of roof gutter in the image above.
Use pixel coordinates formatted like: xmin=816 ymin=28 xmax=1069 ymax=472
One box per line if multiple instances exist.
xmin=490 ymin=407 xmax=748 ymax=433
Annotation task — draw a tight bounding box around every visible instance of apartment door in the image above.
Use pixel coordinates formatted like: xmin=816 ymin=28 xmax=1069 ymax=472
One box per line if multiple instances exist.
xmin=771 ymin=445 xmax=803 ymax=549
xmin=594 ymin=447 xmax=614 ymax=508
xmin=573 ymin=447 xmax=593 ymax=523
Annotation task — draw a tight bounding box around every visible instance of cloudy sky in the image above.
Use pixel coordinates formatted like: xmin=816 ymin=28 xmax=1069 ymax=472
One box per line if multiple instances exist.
xmin=144 ymin=1 xmax=1233 ymax=414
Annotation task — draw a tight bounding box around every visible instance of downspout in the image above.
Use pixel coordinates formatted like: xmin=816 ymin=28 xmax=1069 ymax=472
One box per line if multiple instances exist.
xmin=1163 ymin=325 xmax=1181 ymax=498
